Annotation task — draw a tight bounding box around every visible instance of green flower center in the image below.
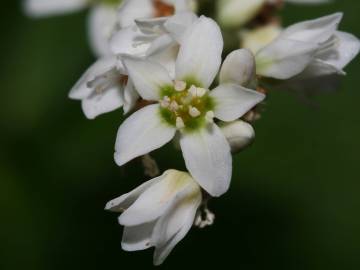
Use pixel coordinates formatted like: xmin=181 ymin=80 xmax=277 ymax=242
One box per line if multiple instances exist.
xmin=159 ymin=80 xmax=215 ymax=132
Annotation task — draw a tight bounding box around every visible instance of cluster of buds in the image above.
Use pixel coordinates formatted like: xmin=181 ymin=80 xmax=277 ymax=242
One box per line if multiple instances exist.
xmin=25 ymin=0 xmax=359 ymax=265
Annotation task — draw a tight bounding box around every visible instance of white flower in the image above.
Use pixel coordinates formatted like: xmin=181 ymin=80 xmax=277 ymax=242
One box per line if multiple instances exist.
xmin=105 ymin=169 xmax=202 ymax=266
xmin=111 ymin=11 xmax=198 ymax=76
xmin=114 ymin=16 xmax=265 ymax=196
xmin=255 ymin=13 xmax=360 ymax=83
xmin=69 ymin=56 xmax=140 ymax=119
xmin=24 ymin=0 xmax=120 ymax=56
xmin=217 ymin=0 xmax=332 ymax=29
xmin=69 ymin=12 xmax=197 ymax=119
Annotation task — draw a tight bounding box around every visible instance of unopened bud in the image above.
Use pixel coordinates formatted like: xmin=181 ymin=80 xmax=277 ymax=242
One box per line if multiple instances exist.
xmin=220 ymin=120 xmax=255 ymax=153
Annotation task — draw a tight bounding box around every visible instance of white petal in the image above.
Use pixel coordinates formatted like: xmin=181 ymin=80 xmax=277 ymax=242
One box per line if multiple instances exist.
xmin=69 ymin=57 xmax=117 ymax=100
xmin=110 ymin=26 xmax=152 ymax=56
xmin=122 ymin=222 xmax=156 ymax=251
xmin=87 ymin=5 xmax=117 ymax=57
xmin=317 ymin=31 xmax=360 ymax=70
xmin=135 ymin=17 xmax=168 ymax=35
xmin=219 ymin=49 xmax=256 ymax=87
xmin=152 ymin=183 xmax=201 ymax=265
xmin=146 ymin=34 xmax=175 ymax=57
xmin=179 ymin=124 xmax=232 ymax=197
xmin=117 ymin=0 xmax=154 ymax=28
xmin=164 ymin=11 xmax=198 ymax=44
xmin=216 ymin=0 xmax=265 ymax=28
xmin=256 ymin=38 xmax=319 ymax=79
xmin=123 ymin=80 xmax=140 ymax=114
xmin=147 ymin=37 xmax=179 ymax=78
xmin=151 ymin=173 xmax=199 ymax=246
xmin=119 ymin=170 xmax=191 ymax=226
xmin=81 ymin=85 xmax=124 ymax=119
xmin=114 ymin=104 xmax=176 ymax=166
xmin=210 ymin=83 xmax=265 ymax=122
xmin=105 ymin=176 xmax=161 ymax=212
xmin=123 ymin=57 xmax=173 ymax=100
xmin=175 ymin=16 xmax=223 ymax=88
xmin=279 ymin=13 xmax=342 ymax=44
xmin=24 ymin=0 xmax=87 ymax=17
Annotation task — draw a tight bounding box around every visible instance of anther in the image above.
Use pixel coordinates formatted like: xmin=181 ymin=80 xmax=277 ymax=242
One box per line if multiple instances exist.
xmin=174 ymin=80 xmax=186 ymax=92
xmin=189 ymin=85 xmax=197 ymax=97
xmin=196 ymin=87 xmax=207 ymax=97
xmin=169 ymin=101 xmax=179 ymax=111
xmin=189 ymin=106 xmax=201 ymax=118
xmin=160 ymin=96 xmax=170 ymax=108
xmin=160 ymin=100 xmax=169 ymax=108
xmin=205 ymin=111 xmax=215 ymax=122
xmin=176 ymin=117 xmax=185 ymax=129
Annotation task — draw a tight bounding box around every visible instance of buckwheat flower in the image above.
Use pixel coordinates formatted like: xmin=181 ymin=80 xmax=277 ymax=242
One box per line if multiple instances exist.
xmin=69 ymin=12 xmax=197 ymax=119
xmin=69 ymin=56 xmax=140 ymax=119
xmin=217 ymin=0 xmax=331 ymax=29
xmin=24 ymin=0 xmax=121 ymax=56
xmin=255 ymin=13 xmax=360 ymax=81
xmin=105 ymin=169 xmax=202 ymax=265
xmin=111 ymin=12 xmax=198 ymax=76
xmin=114 ymin=16 xmax=265 ymax=196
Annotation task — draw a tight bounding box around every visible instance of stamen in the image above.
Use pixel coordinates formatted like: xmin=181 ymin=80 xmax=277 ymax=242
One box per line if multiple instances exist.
xmin=174 ymin=80 xmax=186 ymax=92
xmin=205 ymin=111 xmax=215 ymax=123
xmin=176 ymin=117 xmax=185 ymax=129
xmin=189 ymin=85 xmax=197 ymax=97
xmin=189 ymin=106 xmax=201 ymax=118
xmin=196 ymin=87 xmax=207 ymax=97
xmin=169 ymin=101 xmax=179 ymax=111
xmin=160 ymin=96 xmax=170 ymax=108
xmin=160 ymin=100 xmax=170 ymax=108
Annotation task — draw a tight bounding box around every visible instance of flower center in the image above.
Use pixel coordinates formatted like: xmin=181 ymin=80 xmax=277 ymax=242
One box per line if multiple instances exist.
xmin=159 ymin=80 xmax=215 ymax=131
xmin=153 ymin=0 xmax=175 ymax=17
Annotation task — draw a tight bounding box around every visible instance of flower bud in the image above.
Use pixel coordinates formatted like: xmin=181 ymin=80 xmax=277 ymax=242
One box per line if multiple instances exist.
xmin=220 ymin=120 xmax=255 ymax=153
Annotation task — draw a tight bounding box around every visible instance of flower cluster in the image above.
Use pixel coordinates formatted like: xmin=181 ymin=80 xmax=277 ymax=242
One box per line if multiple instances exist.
xmin=25 ymin=0 xmax=359 ymax=265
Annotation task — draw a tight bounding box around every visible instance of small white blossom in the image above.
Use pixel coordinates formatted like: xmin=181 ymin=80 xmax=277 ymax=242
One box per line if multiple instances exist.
xmin=256 ymin=13 xmax=360 ymax=79
xmin=105 ymin=169 xmax=202 ymax=266
xmin=70 ymin=11 xmax=197 ymax=119
xmin=217 ymin=0 xmax=332 ymax=29
xmin=253 ymin=13 xmax=360 ymax=91
xmin=69 ymin=57 xmax=139 ymax=119
xmin=114 ymin=16 xmax=265 ymax=196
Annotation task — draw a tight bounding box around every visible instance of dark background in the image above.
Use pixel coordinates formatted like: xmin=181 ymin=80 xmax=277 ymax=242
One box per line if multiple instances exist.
xmin=0 ymin=1 xmax=359 ymax=269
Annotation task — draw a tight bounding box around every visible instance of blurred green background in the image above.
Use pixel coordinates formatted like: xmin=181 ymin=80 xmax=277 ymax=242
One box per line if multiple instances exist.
xmin=1 ymin=1 xmax=359 ymax=269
